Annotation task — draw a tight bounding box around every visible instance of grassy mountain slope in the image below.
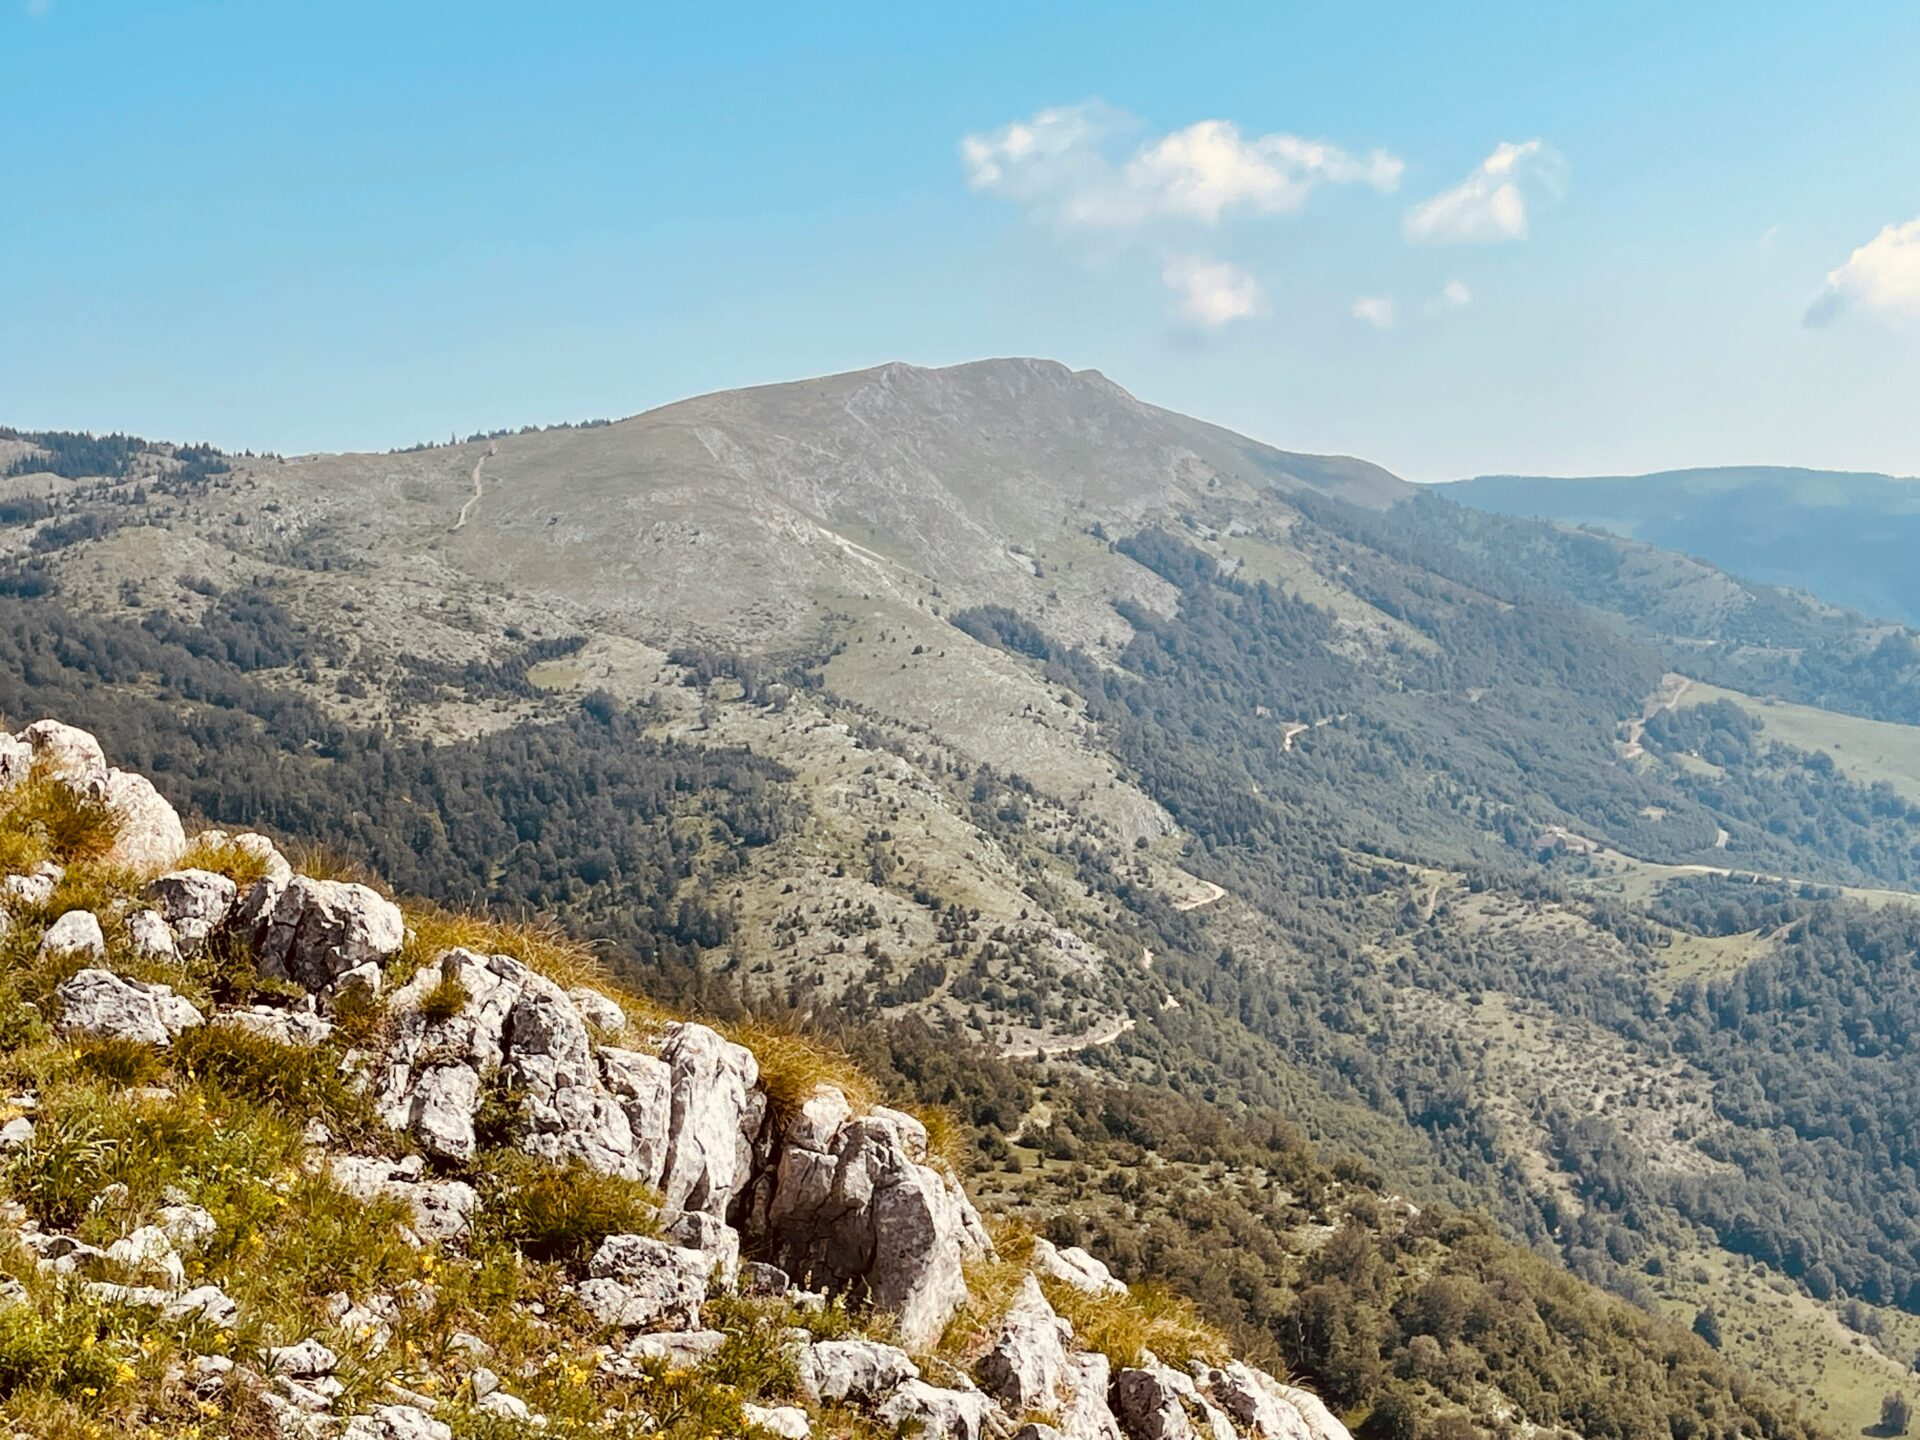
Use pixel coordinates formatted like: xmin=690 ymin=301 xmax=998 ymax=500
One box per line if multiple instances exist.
xmin=9 ymin=364 xmax=1920 ymax=1432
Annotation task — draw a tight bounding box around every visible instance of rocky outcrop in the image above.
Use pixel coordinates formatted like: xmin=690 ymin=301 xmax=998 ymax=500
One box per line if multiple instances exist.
xmin=256 ymin=876 xmax=406 ymax=994
xmin=751 ymin=1091 xmax=989 ymax=1349
xmin=0 ymin=721 xmax=1359 ymax=1440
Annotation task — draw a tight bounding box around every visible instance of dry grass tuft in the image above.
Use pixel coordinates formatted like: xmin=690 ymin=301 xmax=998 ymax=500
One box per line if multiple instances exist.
xmin=723 ymin=1021 xmax=878 ymax=1122
xmin=1041 ymin=1273 xmax=1228 ymax=1371
xmin=175 ymin=834 xmax=278 ymax=886
xmin=397 ymin=902 xmax=610 ymax=994
xmin=0 ymin=770 xmax=122 ymax=873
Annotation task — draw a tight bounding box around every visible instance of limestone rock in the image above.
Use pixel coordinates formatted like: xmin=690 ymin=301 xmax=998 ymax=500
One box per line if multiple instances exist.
xmin=796 ymin=1338 xmax=919 ymax=1404
xmin=103 ymin=768 xmax=187 ymax=872
xmin=1032 ymin=1237 xmax=1127 ymax=1296
xmin=0 ymin=732 xmax=30 ymax=789
xmin=22 ymin=720 xmax=108 ymax=794
xmin=0 ymin=1116 xmax=33 ymax=1152
xmin=1059 ymin=1351 xmax=1125 ymax=1440
xmin=216 ymin=1004 xmax=335 ymax=1048
xmin=621 ymin=1329 xmax=727 ymax=1369
xmin=873 ymin=1379 xmax=995 ymax=1440
xmin=576 ymin=1235 xmax=712 ymax=1331
xmin=105 ymin=1224 xmax=185 ymax=1288
xmin=148 ymin=868 xmax=239 ymax=948
xmin=125 ymin=908 xmax=178 ymax=960
xmin=1111 ymin=1367 xmax=1198 ymax=1440
xmin=569 ymin=985 xmax=629 ymax=1035
xmin=658 ymin=1022 xmax=761 ymax=1221
xmin=168 ymin=1284 xmax=240 ymax=1327
xmin=55 ymin=967 xmax=203 ymax=1047
xmin=257 ymin=876 xmax=405 ymax=993
xmin=267 ymin=1338 xmax=339 ymax=1378
xmin=158 ymin=1201 xmax=218 ymax=1251
xmin=328 ymin=1156 xmax=480 ymax=1245
xmin=761 ymin=1102 xmax=985 ymax=1349
xmin=744 ymin=1403 xmax=812 ymax=1439
xmin=597 ymin=1044 xmax=673 ymax=1186
xmin=979 ymin=1273 xmax=1072 ymax=1411
xmin=39 ymin=910 xmax=106 ymax=961
xmin=340 ymin=1405 xmax=453 ymax=1440
xmin=3 ymin=866 xmax=58 ymax=907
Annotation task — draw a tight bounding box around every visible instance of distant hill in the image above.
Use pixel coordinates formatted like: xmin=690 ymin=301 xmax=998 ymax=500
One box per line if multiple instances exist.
xmin=1442 ymin=465 xmax=1920 ymax=625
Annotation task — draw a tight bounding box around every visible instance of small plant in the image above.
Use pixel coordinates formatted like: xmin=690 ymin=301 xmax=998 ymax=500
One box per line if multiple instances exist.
xmin=5 ymin=1107 xmax=116 ymax=1231
xmin=171 ymin=1024 xmax=374 ymax=1139
xmin=420 ymin=975 xmax=470 ymax=1024
xmin=173 ymin=834 xmax=278 ymax=886
xmin=478 ymin=1154 xmax=660 ymax=1266
xmin=62 ymin=1036 xmax=165 ymax=1089
xmin=0 ymin=1285 xmax=130 ymax=1403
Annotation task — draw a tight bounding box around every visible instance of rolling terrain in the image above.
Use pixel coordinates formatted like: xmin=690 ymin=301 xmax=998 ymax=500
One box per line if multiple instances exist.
xmin=1443 ymin=466 xmax=1920 ymax=627
xmin=8 ymin=362 xmax=1920 ymax=1433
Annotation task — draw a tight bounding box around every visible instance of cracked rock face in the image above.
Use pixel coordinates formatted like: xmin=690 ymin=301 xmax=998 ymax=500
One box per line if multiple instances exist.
xmin=755 ymin=1099 xmax=988 ymax=1350
xmin=979 ymin=1273 xmax=1072 ymax=1411
xmin=148 ymin=869 xmax=239 ymax=949
xmin=54 ymin=967 xmax=203 ymax=1047
xmin=255 ymin=876 xmax=406 ymax=993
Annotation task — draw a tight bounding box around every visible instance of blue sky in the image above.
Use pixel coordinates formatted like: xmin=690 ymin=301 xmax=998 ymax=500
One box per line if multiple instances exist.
xmin=4 ymin=2 xmax=1918 ymax=479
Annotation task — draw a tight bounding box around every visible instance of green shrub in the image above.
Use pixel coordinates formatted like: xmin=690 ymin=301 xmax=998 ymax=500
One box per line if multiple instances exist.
xmin=479 ymin=1155 xmax=660 ymax=1266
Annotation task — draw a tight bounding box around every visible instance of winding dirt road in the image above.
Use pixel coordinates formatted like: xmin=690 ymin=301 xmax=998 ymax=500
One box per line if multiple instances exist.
xmin=451 ymin=443 xmax=497 ymax=531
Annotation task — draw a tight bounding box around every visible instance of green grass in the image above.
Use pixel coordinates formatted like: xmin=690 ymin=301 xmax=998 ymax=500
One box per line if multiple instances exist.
xmin=1681 ymin=680 xmax=1920 ymax=804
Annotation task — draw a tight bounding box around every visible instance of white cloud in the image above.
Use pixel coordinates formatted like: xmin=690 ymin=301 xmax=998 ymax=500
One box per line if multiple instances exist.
xmin=1424 ymin=279 xmax=1472 ymax=315
xmin=1404 ymin=140 xmax=1564 ymax=245
xmin=963 ymin=103 xmax=1402 ymax=231
xmin=1164 ymin=256 xmax=1267 ymax=329
xmin=1351 ymin=295 xmax=1396 ymax=329
xmin=1806 ymin=216 xmax=1920 ymax=327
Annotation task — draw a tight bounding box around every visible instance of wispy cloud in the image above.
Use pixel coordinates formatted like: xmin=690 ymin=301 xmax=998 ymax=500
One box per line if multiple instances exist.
xmin=1351 ymin=295 xmax=1396 ymax=329
xmin=1165 ymin=256 xmax=1267 ymax=330
xmin=1425 ymin=279 xmax=1472 ymax=315
xmin=963 ymin=103 xmax=1403 ymax=232
xmin=1404 ymin=140 xmax=1565 ymax=245
xmin=1806 ymin=216 xmax=1920 ymax=327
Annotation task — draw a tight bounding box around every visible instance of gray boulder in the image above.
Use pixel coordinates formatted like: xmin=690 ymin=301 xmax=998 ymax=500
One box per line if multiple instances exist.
xmin=257 ymin=876 xmax=405 ymax=993
xmin=795 ymin=1337 xmax=920 ymax=1404
xmin=657 ymin=1022 xmax=762 ymax=1221
xmin=102 ymin=768 xmax=187 ymax=872
xmin=760 ymin=1097 xmax=986 ymax=1349
xmin=576 ymin=1234 xmax=712 ymax=1331
xmin=1111 ymin=1367 xmax=1198 ymax=1440
xmin=743 ymin=1403 xmax=812 ymax=1439
xmin=215 ymin=1004 xmax=334 ymax=1049
xmin=55 ymin=967 xmax=203 ymax=1047
xmin=873 ymin=1379 xmax=996 ymax=1440
xmin=328 ymin=1155 xmax=480 ymax=1245
xmin=339 ymin=1406 xmax=453 ymax=1440
xmin=39 ymin=910 xmax=106 ymax=961
xmin=147 ymin=868 xmax=238 ymax=948
xmin=1032 ymin=1236 xmax=1127 ymax=1296
xmin=125 ymin=909 xmax=178 ymax=961
xmin=597 ymin=1044 xmax=674 ymax=1185
xmin=1059 ymin=1351 xmax=1125 ymax=1440
xmin=22 ymin=720 xmax=108 ymax=794
xmin=979 ymin=1273 xmax=1073 ymax=1411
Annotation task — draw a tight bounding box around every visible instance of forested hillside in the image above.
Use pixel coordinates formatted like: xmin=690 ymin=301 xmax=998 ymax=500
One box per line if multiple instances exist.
xmin=7 ymin=361 xmax=1920 ymax=1434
